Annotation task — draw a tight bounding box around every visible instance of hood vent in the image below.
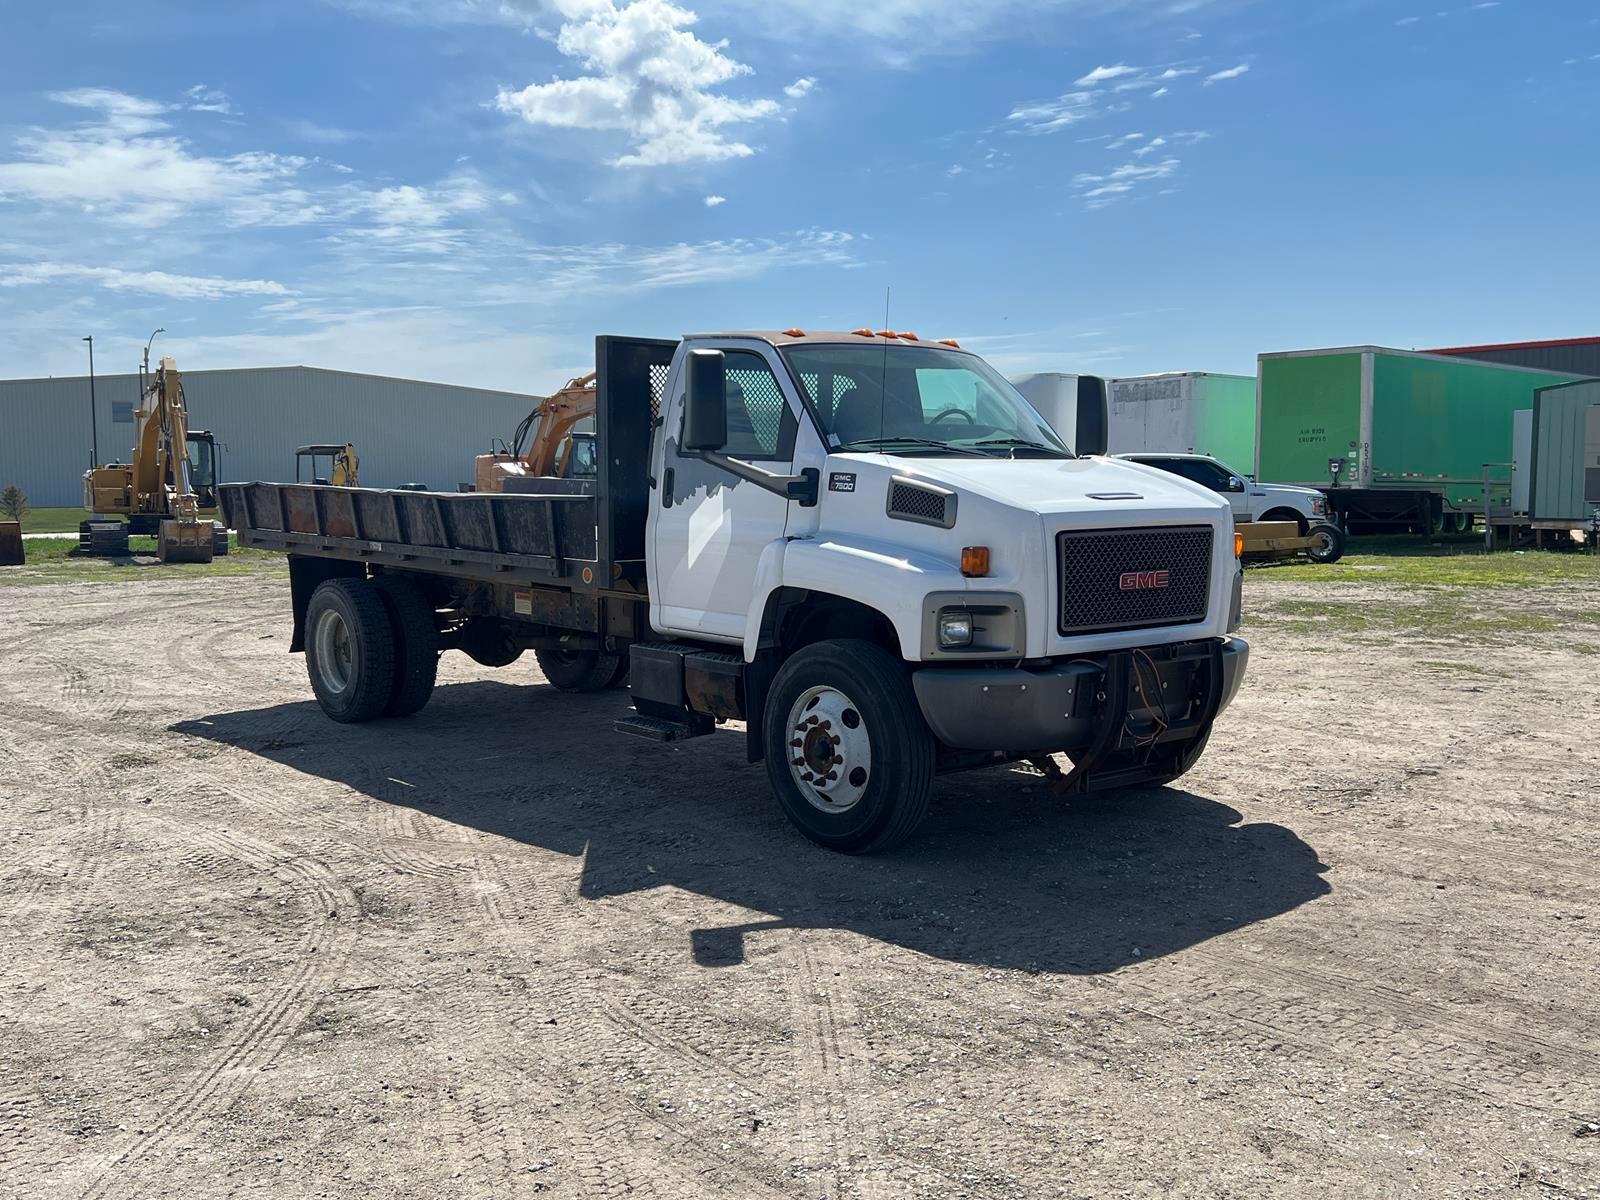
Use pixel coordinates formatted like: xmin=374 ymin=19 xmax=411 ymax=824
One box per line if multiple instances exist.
xmin=886 ymin=477 xmax=958 ymax=529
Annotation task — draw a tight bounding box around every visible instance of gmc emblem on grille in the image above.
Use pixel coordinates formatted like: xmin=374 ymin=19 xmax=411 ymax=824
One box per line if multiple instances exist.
xmin=1119 ymin=569 xmax=1170 ymax=591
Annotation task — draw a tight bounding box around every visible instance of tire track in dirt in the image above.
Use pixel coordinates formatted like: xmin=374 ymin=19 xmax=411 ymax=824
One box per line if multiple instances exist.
xmin=71 ymin=816 xmax=358 ymax=1200
xmin=785 ymin=939 xmax=913 ymax=1200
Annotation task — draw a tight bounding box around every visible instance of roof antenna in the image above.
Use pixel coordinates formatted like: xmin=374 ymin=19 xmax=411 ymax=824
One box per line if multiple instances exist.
xmin=878 ymin=286 xmax=890 ymax=446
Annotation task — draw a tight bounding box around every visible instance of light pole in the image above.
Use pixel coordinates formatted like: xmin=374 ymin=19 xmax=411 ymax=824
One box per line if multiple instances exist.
xmin=82 ymin=336 xmax=98 ymax=468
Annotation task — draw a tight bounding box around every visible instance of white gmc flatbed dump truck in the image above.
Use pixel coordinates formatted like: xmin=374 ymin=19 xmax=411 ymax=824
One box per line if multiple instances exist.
xmin=223 ymin=331 xmax=1248 ymax=853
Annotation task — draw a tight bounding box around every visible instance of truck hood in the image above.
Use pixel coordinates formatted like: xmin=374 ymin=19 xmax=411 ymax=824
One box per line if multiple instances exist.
xmin=884 ymin=454 xmax=1229 ymax=518
xmin=1255 ymin=481 xmax=1326 ymax=499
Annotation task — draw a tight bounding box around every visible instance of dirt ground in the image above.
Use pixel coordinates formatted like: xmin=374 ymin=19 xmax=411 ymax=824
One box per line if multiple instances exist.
xmin=2 ymin=566 xmax=1596 ymax=1199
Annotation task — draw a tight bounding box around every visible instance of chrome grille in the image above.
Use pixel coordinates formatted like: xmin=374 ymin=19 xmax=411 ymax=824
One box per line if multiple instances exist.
xmin=1058 ymin=526 xmax=1213 ymax=635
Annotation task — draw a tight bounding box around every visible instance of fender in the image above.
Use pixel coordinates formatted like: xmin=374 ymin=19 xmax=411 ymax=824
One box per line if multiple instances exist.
xmin=742 ymin=535 xmax=970 ymax=661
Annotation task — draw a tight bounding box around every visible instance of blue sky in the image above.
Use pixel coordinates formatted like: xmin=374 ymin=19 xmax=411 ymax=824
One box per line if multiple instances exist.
xmin=1 ymin=0 xmax=1595 ymax=391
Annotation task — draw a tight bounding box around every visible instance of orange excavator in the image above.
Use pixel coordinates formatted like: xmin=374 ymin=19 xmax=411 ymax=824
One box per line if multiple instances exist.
xmin=474 ymin=372 xmax=599 ymax=492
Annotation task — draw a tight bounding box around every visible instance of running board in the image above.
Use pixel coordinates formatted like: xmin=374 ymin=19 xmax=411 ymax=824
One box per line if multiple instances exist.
xmin=613 ymin=713 xmax=712 ymax=742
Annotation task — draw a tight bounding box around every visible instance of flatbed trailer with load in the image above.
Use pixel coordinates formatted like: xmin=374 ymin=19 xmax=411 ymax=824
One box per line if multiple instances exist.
xmin=226 ymin=331 xmax=1249 ymax=853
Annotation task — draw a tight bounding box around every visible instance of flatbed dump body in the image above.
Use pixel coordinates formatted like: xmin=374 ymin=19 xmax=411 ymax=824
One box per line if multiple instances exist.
xmin=223 ymin=482 xmax=600 ymax=587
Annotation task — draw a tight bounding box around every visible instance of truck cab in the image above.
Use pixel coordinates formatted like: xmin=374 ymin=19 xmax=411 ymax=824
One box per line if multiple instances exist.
xmin=640 ymin=331 xmax=1249 ymax=848
xmin=1116 ymin=452 xmax=1330 ymax=532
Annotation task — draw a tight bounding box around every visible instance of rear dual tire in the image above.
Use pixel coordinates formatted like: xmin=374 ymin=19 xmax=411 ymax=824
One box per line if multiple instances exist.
xmin=305 ymin=576 xmax=438 ymax=723
xmin=535 ymin=644 xmax=623 ymax=693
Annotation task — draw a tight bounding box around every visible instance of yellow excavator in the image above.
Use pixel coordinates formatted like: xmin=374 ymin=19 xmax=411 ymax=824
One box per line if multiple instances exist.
xmin=81 ymin=356 xmax=226 ymax=562
xmin=474 ymin=372 xmax=598 ymax=492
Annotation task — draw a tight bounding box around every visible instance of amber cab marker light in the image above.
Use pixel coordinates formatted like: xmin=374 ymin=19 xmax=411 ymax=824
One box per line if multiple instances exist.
xmin=1234 ymin=531 xmax=1245 ymax=558
xmin=851 ymin=328 xmax=875 ymax=337
xmin=961 ymin=546 xmax=991 ymax=577
xmin=938 ymin=337 xmax=961 ymax=349
xmin=876 ymin=329 xmax=898 ymax=339
xmin=898 ymin=331 xmax=920 ymax=341
xmin=782 ymin=328 xmax=806 ymax=337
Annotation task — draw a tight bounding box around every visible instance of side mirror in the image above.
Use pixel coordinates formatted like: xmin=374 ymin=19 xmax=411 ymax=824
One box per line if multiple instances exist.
xmin=683 ymin=349 xmax=727 ymax=452
xmin=1075 ymin=376 xmax=1108 ymax=456
xmin=1228 ymin=476 xmax=1246 ymax=493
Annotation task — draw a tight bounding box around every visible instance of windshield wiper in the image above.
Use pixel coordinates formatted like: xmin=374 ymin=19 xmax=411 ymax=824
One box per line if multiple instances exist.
xmin=971 ymin=437 xmax=1074 ymax=458
xmin=835 ymin=436 xmax=990 ymax=458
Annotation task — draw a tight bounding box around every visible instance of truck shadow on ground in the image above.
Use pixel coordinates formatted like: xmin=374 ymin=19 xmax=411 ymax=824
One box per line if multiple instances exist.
xmin=172 ymin=677 xmax=1329 ymax=975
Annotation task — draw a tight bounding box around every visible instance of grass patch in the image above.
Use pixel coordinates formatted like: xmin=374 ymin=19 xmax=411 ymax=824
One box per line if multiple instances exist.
xmin=1246 ymin=590 xmax=1589 ymax=648
xmin=0 ymin=536 xmax=284 ymax=587
xmin=1248 ymin=534 xmax=1600 ymax=589
xmin=8 ymin=506 xmax=94 ymax=534
xmin=1417 ymin=660 xmax=1511 ymax=679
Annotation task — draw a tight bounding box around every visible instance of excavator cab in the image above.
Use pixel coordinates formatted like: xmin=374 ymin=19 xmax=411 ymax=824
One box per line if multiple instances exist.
xmin=296 ymin=444 xmax=360 ymax=487
xmin=187 ymin=431 xmax=219 ymax=510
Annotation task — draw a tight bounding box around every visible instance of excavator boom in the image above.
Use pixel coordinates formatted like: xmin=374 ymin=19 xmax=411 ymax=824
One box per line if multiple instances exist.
xmin=474 ymin=373 xmax=597 ymax=493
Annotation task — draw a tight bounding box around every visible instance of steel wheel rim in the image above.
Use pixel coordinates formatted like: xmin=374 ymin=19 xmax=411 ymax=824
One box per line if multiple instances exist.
xmin=313 ymin=608 xmax=354 ymax=694
xmin=1312 ymin=530 xmax=1336 ymax=556
xmin=785 ymin=685 xmax=872 ymax=814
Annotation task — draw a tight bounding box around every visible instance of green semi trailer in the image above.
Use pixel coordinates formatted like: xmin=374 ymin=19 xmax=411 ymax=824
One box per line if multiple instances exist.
xmin=1256 ymin=347 xmax=1585 ymax=533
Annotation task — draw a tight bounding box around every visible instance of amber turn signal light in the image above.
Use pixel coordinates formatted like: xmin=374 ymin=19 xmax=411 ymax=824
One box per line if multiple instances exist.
xmin=1234 ymin=531 xmax=1245 ymax=558
xmin=960 ymin=546 xmax=990 ymax=577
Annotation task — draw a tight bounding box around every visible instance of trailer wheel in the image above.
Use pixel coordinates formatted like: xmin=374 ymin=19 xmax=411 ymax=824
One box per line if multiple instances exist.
xmin=535 ymin=645 xmax=623 ymax=693
xmin=763 ymin=639 xmax=934 ymax=854
xmin=371 ymin=575 xmax=439 ymax=717
xmin=1306 ymin=522 xmax=1345 ymax=564
xmin=305 ymin=579 xmax=397 ymax=723
xmin=460 ymin=618 xmax=523 ymax=667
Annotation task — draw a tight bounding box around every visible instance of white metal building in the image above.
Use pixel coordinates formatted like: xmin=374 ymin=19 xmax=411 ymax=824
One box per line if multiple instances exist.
xmin=0 ymin=365 xmax=543 ymax=508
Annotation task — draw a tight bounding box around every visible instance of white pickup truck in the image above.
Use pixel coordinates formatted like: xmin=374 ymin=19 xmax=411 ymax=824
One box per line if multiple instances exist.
xmin=1115 ymin=452 xmax=1333 ymax=532
xmin=225 ymin=330 xmax=1248 ymax=853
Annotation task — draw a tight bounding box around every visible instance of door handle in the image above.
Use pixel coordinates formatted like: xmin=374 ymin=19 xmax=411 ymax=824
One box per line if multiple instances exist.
xmin=662 ymin=466 xmax=674 ymax=507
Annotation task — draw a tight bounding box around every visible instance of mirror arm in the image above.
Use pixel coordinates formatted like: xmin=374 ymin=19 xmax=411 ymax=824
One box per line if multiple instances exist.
xmin=700 ymin=452 xmax=819 ymax=507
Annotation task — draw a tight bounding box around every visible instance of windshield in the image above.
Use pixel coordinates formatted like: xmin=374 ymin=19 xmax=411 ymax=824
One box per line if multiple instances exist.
xmin=781 ymin=344 xmax=1071 ymax=456
xmin=187 ymin=436 xmax=216 ymax=487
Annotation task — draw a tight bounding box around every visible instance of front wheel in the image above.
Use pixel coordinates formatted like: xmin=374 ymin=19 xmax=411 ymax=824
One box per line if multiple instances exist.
xmin=762 ymin=640 xmax=934 ymax=854
xmin=1305 ymin=522 xmax=1345 ymax=564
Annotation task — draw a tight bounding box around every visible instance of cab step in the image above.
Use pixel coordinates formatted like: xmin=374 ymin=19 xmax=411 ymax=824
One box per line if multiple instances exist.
xmin=613 ymin=713 xmax=710 ymax=742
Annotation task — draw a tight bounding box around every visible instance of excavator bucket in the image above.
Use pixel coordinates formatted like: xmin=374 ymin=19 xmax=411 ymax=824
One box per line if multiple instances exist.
xmin=158 ymin=519 xmax=214 ymax=564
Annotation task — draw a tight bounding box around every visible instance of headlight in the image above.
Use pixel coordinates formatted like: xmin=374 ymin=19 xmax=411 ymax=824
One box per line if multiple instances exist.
xmin=1312 ymin=497 xmax=1327 ymax=515
xmin=937 ymin=610 xmax=974 ymax=647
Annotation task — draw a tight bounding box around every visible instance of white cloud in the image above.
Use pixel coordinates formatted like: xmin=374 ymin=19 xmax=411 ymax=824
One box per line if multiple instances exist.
xmin=1076 ymin=63 xmax=1139 ymax=85
xmin=703 ymin=193 xmax=726 ymax=206
xmin=784 ymin=76 xmax=816 ymax=99
xmin=1074 ymin=157 xmax=1180 ymax=208
xmin=1130 ymin=136 xmax=1166 ymax=157
xmin=1107 ymin=132 xmax=1145 ymax=149
xmin=185 ymin=84 xmax=236 ymax=115
xmin=514 ymin=228 xmax=859 ymax=293
xmin=1008 ymin=90 xmax=1097 ymax=133
xmin=0 ymin=262 xmax=288 ymax=299
xmin=493 ymin=0 xmax=784 ymax=167
xmin=1151 ymin=87 xmax=1169 ymax=98
xmin=1204 ymin=63 xmax=1250 ymax=84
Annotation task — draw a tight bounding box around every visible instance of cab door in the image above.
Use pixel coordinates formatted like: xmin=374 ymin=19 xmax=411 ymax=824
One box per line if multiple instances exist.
xmin=648 ymin=341 xmax=804 ymax=643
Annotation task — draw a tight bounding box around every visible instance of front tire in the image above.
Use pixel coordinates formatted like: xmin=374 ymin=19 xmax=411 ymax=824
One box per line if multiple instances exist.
xmin=535 ymin=644 xmax=622 ymax=693
xmin=762 ymin=639 xmax=934 ymax=854
xmin=305 ymin=579 xmax=396 ymax=723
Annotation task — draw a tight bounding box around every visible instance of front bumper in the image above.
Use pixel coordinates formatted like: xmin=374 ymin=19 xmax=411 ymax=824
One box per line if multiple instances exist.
xmin=912 ymin=636 xmax=1248 ymax=755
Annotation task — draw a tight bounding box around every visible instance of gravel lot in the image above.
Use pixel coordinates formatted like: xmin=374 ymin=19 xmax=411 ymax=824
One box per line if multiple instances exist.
xmin=2 ymin=564 xmax=1596 ymax=1198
